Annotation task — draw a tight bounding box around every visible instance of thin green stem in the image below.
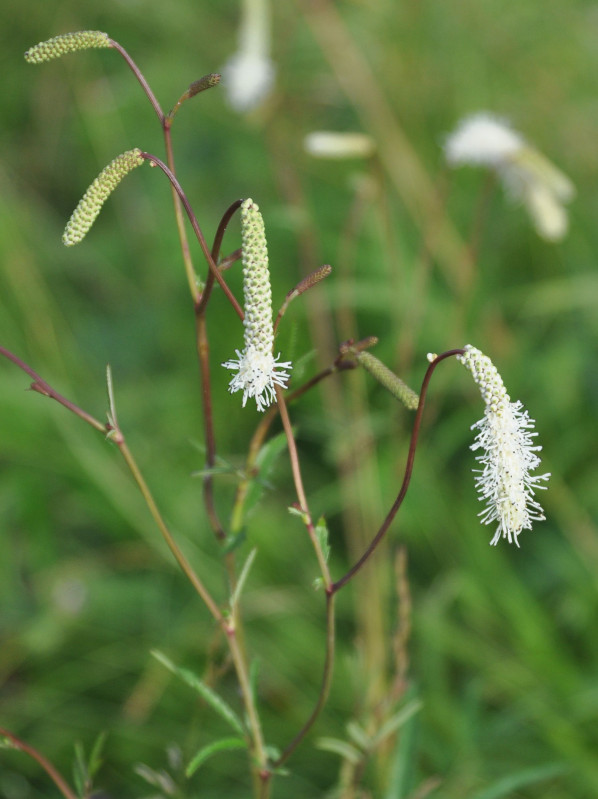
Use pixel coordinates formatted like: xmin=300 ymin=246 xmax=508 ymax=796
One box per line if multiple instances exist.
xmin=275 ymin=384 xmax=331 ymax=588
xmin=163 ymin=120 xmax=200 ymax=302
xmin=111 ymin=431 xmax=225 ymax=624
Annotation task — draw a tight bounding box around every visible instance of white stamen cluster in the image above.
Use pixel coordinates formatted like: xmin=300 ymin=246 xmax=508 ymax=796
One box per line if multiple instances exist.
xmin=222 ymin=199 xmax=291 ymax=411
xmin=444 ymin=112 xmax=575 ymax=241
xmin=222 ymin=0 xmax=275 ymax=112
xmin=62 ymin=149 xmax=145 ymax=246
xmin=458 ymin=345 xmax=550 ymax=546
xmin=25 ymin=31 xmax=111 ymax=63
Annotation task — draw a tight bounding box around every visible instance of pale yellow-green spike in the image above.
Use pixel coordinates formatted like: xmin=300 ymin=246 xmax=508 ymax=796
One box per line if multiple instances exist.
xmin=25 ymin=31 xmax=111 ymax=64
xmin=357 ymin=351 xmax=419 ymax=410
xmin=63 ymin=149 xmax=145 ymax=246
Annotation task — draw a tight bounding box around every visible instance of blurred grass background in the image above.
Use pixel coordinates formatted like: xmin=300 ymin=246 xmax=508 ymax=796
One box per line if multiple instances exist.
xmin=1 ymin=1 xmax=598 ymax=797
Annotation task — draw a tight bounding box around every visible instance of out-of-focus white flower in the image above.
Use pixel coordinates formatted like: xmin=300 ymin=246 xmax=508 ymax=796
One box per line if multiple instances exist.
xmin=304 ymin=131 xmax=376 ymax=160
xmin=457 ymin=344 xmax=550 ymax=546
xmin=222 ymin=199 xmax=291 ymax=411
xmin=222 ymin=0 xmax=274 ymax=112
xmin=444 ymin=112 xmax=575 ymax=241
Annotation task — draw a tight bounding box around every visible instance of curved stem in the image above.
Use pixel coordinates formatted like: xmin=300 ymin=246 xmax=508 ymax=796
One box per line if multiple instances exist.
xmin=140 ymin=152 xmax=244 ymax=320
xmin=332 ymin=349 xmax=464 ymax=593
xmin=109 ymin=39 xmax=164 ymax=122
xmin=197 ymin=199 xmax=243 ymax=316
xmin=0 ymin=728 xmax=77 ymax=799
xmin=273 ymin=591 xmax=336 ymax=766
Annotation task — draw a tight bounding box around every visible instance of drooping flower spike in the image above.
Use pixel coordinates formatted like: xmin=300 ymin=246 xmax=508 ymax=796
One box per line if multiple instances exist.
xmin=222 ymin=199 xmax=291 ymax=411
xmin=457 ymin=344 xmax=550 ymax=546
xmin=444 ymin=112 xmax=575 ymax=241
xmin=62 ymin=149 xmax=145 ymax=246
xmin=25 ymin=31 xmax=111 ymax=63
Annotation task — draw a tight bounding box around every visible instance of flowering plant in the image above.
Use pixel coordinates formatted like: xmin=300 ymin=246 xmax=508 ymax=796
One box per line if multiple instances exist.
xmin=1 ymin=23 xmax=558 ymax=799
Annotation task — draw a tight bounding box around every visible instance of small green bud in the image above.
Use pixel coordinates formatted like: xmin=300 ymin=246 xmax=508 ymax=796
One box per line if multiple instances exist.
xmin=25 ymin=31 xmax=111 ymax=64
xmin=63 ymin=149 xmax=145 ymax=246
xmin=357 ymin=351 xmax=419 ymax=410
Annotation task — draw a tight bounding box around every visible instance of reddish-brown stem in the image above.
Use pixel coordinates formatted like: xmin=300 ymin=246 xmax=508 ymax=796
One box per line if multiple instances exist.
xmin=197 ymin=199 xmax=244 ymax=316
xmin=193 ymin=205 xmax=244 ymax=542
xmin=108 ymin=39 xmax=164 ymax=123
xmin=273 ymin=590 xmax=336 ymax=766
xmin=139 ymin=152 xmax=244 ymax=320
xmin=0 ymin=347 xmax=105 ymax=432
xmin=0 ymin=728 xmax=77 ymax=799
xmin=332 ymin=349 xmax=464 ymax=593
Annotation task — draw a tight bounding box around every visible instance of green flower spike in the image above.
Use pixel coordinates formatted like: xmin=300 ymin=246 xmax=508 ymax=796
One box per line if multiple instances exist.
xmin=25 ymin=31 xmax=111 ymax=64
xmin=356 ymin=351 xmax=419 ymax=410
xmin=63 ymin=149 xmax=145 ymax=246
xmin=222 ymin=198 xmax=292 ymax=411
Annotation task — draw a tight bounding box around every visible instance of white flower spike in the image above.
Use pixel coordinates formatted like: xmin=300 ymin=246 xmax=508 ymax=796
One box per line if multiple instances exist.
xmin=444 ymin=112 xmax=575 ymax=241
xmin=222 ymin=0 xmax=275 ymax=112
xmin=457 ymin=345 xmax=550 ymax=546
xmin=222 ymin=199 xmax=291 ymax=411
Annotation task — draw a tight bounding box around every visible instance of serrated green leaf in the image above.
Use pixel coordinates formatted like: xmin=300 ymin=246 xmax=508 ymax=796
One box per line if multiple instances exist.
xmin=152 ymin=650 xmax=245 ymax=736
xmin=185 ymin=736 xmax=247 ymax=778
xmin=316 ymin=737 xmax=362 ymax=764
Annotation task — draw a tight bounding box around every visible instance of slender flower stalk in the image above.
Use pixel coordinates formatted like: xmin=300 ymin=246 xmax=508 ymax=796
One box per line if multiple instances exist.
xmin=444 ymin=112 xmax=575 ymax=241
xmin=63 ymin=149 xmax=145 ymax=245
xmin=222 ymin=199 xmax=291 ymax=411
xmin=457 ymin=344 xmax=550 ymax=546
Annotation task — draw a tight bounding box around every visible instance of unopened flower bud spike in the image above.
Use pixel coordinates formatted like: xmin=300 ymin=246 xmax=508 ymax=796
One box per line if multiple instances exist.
xmin=222 ymin=199 xmax=292 ymax=411
xmin=167 ymin=74 xmax=222 ymax=122
xmin=63 ymin=149 xmax=145 ymax=246
xmin=356 ymin=351 xmax=419 ymax=410
xmin=274 ymin=265 xmax=332 ymax=334
xmin=25 ymin=31 xmax=112 ymax=63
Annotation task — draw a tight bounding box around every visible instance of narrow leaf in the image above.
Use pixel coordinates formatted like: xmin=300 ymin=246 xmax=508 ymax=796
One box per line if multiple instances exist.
xmin=469 ymin=763 xmax=569 ymax=799
xmin=186 ymin=737 xmax=247 ymax=778
xmin=316 ymin=737 xmax=362 ymax=764
xmin=152 ymin=651 xmax=245 ymax=736
xmin=230 ymin=548 xmax=257 ymax=609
